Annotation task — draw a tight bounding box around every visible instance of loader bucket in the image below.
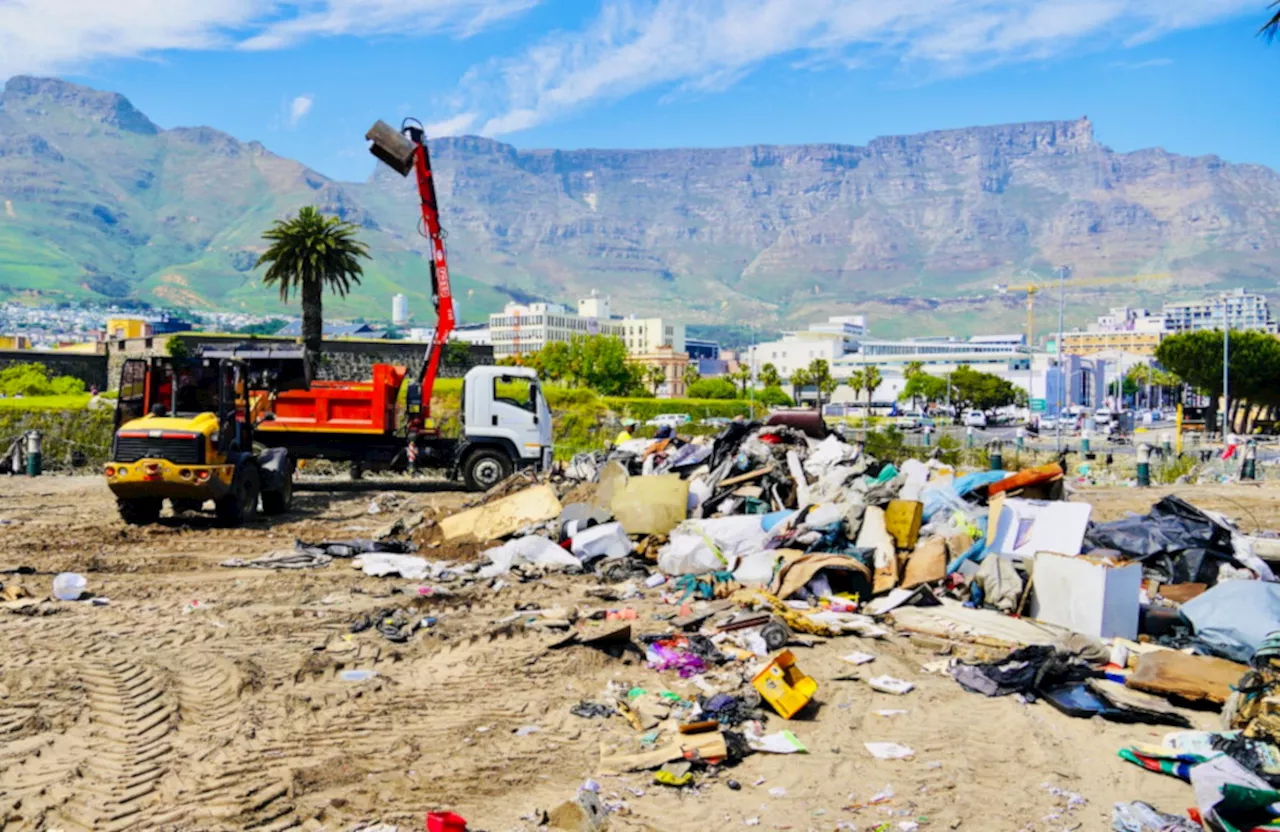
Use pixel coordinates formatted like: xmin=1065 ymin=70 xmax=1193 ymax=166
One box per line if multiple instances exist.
xmin=366 ymin=120 xmax=417 ymax=177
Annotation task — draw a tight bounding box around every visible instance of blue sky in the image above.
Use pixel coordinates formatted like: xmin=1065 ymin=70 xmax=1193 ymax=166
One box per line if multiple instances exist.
xmin=2 ymin=1 xmax=1276 ymax=182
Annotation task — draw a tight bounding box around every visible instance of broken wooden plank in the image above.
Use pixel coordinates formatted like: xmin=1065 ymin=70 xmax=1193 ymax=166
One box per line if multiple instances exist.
xmin=1125 ymin=650 xmax=1246 ymax=706
xmin=439 ymin=484 xmax=563 ymax=542
xmin=717 ymin=466 xmax=774 ymax=489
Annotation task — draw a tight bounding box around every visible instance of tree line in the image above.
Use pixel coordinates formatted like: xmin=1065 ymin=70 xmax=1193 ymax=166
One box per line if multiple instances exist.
xmin=1156 ymin=330 xmax=1280 ymax=434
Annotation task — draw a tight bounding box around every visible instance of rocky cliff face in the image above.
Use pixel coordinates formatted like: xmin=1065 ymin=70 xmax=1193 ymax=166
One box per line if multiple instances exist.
xmin=3 ymin=75 xmax=1279 ymax=331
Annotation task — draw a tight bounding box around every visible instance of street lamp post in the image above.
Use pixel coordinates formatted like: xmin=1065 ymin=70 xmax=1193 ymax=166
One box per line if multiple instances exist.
xmin=1222 ymin=300 xmax=1230 ymax=440
xmin=1055 ymin=265 xmax=1069 ymax=453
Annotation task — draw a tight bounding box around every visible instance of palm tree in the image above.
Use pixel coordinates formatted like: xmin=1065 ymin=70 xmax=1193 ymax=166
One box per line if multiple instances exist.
xmin=682 ymin=363 xmax=701 ymax=390
xmin=847 ymin=369 xmax=866 ymax=417
xmin=1263 ymin=2 xmax=1279 ymax=40
xmin=257 ymin=206 xmax=369 ymax=354
xmin=730 ymin=364 xmax=752 ymax=396
xmin=760 ymin=362 xmax=782 ymax=389
xmin=904 ymin=361 xmax=924 ymax=380
xmin=863 ymin=366 xmax=882 ymax=412
xmin=646 ymin=364 xmax=666 ymax=395
xmin=791 ymin=368 xmax=811 ymax=406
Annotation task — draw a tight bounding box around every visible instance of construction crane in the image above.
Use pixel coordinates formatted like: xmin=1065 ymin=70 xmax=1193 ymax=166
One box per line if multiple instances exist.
xmin=365 ymin=119 xmax=456 ymax=433
xmin=993 ymin=271 xmax=1172 ymax=350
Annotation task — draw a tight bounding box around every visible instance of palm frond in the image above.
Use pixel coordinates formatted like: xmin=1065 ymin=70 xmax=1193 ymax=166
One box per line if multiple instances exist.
xmin=1262 ymin=2 xmax=1280 ymax=41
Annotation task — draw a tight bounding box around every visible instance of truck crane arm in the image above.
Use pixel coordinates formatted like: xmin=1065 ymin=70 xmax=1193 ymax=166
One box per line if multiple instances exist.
xmin=366 ymin=119 xmax=456 ymax=432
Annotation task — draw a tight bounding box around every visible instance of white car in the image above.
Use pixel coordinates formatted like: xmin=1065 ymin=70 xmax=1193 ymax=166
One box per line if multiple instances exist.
xmin=962 ymin=410 xmax=987 ymax=428
xmin=1094 ymin=409 xmax=1112 ymax=426
xmin=646 ymin=413 xmax=691 ymax=428
xmin=1040 ymin=415 xmax=1059 ymax=431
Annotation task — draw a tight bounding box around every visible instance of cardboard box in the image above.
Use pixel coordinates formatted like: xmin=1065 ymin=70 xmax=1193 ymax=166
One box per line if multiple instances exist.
xmin=884 ymin=500 xmax=923 ymax=550
xmin=988 ymin=497 xmax=1091 ymax=565
xmin=1029 ymin=551 xmax=1141 ymax=640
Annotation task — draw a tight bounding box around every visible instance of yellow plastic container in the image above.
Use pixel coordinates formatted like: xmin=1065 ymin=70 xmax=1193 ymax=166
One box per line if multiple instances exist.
xmin=752 ymin=650 xmax=817 ymax=719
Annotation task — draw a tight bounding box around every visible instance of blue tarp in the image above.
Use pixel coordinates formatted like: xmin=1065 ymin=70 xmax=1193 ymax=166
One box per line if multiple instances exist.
xmin=1180 ymin=580 xmax=1280 ymax=663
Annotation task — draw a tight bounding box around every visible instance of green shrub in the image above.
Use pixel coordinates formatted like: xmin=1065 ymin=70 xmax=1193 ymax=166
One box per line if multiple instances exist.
xmin=0 ymin=362 xmax=88 ymax=398
xmin=757 ymin=386 xmax=793 ymax=408
xmin=686 ymin=378 xmax=738 ymax=399
xmin=605 ymin=397 xmax=762 ymax=422
xmin=50 ymin=375 xmax=86 ymax=396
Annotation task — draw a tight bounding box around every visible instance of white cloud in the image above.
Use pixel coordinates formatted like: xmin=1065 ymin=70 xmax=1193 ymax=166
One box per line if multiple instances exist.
xmin=425 ymin=111 xmax=479 ymax=136
xmin=424 ymin=0 xmax=1257 ymax=137
xmin=0 ymin=0 xmax=539 ymax=78
xmin=288 ymin=95 xmax=314 ymax=127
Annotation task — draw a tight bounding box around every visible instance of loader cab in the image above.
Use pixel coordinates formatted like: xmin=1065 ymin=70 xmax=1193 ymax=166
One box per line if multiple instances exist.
xmin=113 ymin=357 xmax=252 ymax=451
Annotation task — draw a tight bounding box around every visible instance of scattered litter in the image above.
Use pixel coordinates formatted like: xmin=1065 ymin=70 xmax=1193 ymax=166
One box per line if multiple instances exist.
xmin=339 ymin=670 xmax=378 ymax=682
xmin=864 ymin=742 xmax=915 ymax=760
xmin=51 ymin=572 xmax=86 ymax=601
xmin=841 ymin=651 xmax=876 ymax=666
xmin=867 ymin=676 xmax=915 ymax=696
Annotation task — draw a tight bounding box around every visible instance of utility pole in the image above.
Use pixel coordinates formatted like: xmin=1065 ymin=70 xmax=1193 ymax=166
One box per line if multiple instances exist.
xmin=1222 ymin=298 xmax=1230 ymax=440
xmin=1056 ymin=264 xmax=1068 ymax=453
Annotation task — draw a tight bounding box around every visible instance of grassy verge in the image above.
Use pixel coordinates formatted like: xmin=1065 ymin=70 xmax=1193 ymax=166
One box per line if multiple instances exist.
xmin=0 ymin=394 xmax=93 ymax=410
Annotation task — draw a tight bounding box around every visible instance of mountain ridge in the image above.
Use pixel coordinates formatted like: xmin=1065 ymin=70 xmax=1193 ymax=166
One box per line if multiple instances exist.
xmin=2 ymin=75 xmax=1278 ymax=335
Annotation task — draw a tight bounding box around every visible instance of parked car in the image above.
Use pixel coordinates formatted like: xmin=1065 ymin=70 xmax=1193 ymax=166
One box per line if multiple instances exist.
xmin=962 ymin=410 xmax=988 ymax=428
xmin=700 ymin=416 xmax=731 ymax=428
xmin=647 ymin=413 xmax=692 ymax=427
xmin=1094 ymin=409 xmax=1113 ymax=426
xmin=1040 ymin=415 xmax=1059 ymax=431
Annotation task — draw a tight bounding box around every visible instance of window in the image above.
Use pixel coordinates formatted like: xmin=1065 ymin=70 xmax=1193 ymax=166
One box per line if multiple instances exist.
xmin=494 ymin=376 xmax=536 ymax=412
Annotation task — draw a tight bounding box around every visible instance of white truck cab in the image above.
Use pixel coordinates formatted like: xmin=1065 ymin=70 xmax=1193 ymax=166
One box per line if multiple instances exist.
xmin=459 ymin=366 xmax=553 ymax=490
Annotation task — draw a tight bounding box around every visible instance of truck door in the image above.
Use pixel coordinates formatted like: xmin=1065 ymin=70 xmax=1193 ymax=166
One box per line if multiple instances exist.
xmin=114 ymin=359 xmax=148 ymax=430
xmin=486 ymin=375 xmax=542 ymax=461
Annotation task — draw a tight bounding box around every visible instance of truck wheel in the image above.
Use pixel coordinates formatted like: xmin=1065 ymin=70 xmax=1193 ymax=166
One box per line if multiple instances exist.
xmin=215 ymin=466 xmax=260 ymax=526
xmin=463 ymin=449 xmax=512 ymax=492
xmin=118 ymin=498 xmax=162 ymax=526
xmin=261 ymin=469 xmax=293 ymax=516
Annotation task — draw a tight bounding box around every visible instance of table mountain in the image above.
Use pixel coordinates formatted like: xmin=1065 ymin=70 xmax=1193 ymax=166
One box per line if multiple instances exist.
xmin=3 ymin=75 xmax=1278 ymax=334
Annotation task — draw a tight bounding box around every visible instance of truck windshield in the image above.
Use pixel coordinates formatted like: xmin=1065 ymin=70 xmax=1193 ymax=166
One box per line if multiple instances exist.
xmin=494 ymin=376 xmax=535 ymax=412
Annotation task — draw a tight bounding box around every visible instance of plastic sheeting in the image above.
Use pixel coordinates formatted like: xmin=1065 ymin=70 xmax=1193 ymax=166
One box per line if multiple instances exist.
xmin=478 ymin=536 xmax=581 ymax=579
xmin=1083 ymin=495 xmax=1243 ymax=585
xmin=1180 ymin=580 xmax=1280 ymax=663
xmin=657 ymin=515 xmax=770 ymax=575
xmin=920 ymin=470 xmax=1007 ymax=522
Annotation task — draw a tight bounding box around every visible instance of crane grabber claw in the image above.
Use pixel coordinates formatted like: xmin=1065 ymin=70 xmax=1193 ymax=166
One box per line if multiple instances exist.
xmin=365 ymin=120 xmax=417 ymax=177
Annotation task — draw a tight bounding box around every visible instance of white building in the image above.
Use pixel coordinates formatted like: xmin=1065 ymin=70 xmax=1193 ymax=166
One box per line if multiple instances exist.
xmin=392 ymin=294 xmax=409 ymax=325
xmin=1162 ymin=288 xmax=1275 ymax=334
xmin=745 ymin=334 xmax=843 ymax=379
xmin=488 ymin=296 xmax=683 ymax=358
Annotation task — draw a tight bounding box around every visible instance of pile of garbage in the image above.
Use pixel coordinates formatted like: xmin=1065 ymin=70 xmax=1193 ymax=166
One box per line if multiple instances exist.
xmin=221 ymin=415 xmax=1280 ymax=828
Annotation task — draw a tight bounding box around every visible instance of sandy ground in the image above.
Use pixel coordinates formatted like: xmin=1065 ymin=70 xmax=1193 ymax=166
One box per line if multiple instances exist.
xmin=0 ymin=477 xmax=1255 ymax=832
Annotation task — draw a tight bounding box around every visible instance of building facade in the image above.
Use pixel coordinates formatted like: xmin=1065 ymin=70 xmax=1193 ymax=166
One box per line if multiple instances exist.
xmin=488 ymin=296 xmax=684 ymax=359
xmin=630 ymin=345 xmax=691 ymax=398
xmin=392 ymin=294 xmax=409 ymax=325
xmin=1162 ymin=288 xmax=1276 ymax=334
xmin=1062 ymin=329 xmax=1163 ymax=356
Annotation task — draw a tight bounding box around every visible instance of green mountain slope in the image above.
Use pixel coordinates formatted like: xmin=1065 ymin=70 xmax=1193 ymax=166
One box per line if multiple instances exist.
xmin=3 ymin=75 xmax=1279 ymax=334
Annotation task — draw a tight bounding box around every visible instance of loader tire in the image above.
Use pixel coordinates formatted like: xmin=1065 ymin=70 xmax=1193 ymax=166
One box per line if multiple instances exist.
xmin=261 ymin=470 xmax=293 ymax=516
xmin=215 ymin=466 xmax=260 ymax=527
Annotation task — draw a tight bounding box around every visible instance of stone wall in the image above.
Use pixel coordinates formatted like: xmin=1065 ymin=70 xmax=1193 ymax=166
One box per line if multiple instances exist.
xmin=104 ymin=333 xmax=493 ymax=389
xmin=0 ymin=349 xmax=108 ymax=391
